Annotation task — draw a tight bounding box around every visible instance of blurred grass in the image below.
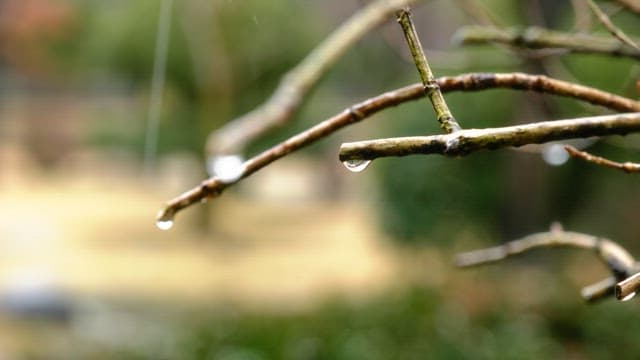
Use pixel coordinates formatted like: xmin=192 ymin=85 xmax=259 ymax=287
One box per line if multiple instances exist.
xmin=43 ymin=280 xmax=640 ymax=360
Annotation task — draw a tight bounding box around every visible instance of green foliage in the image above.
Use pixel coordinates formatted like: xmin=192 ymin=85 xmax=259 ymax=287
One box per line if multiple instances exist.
xmin=173 ymin=286 xmax=564 ymax=360
xmin=100 ymin=282 xmax=640 ymax=360
xmin=375 ymin=90 xmax=514 ymax=244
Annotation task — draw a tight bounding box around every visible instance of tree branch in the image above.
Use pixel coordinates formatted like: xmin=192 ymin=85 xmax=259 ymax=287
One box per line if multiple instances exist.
xmin=453 ymin=25 xmax=640 ymax=60
xmin=616 ymin=271 xmax=640 ymax=300
xmin=205 ymin=0 xmax=420 ymax=156
xmin=564 ymin=144 xmax=640 ymax=172
xmin=614 ymin=0 xmax=640 ymax=15
xmin=396 ymin=7 xmax=460 ymax=133
xmin=586 ymin=0 xmax=640 ymax=50
xmin=456 ymin=226 xmax=639 ymax=302
xmin=339 ymin=113 xmax=640 ymax=163
xmin=572 ymin=0 xmax=593 ymax=32
xmin=454 ymin=0 xmax=502 ymax=27
xmin=158 ymin=73 xmax=640 ymax=224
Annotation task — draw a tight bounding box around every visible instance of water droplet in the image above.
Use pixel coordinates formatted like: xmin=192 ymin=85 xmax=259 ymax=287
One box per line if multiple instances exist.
xmin=206 ymin=155 xmax=246 ymax=183
xmin=342 ymin=159 xmax=372 ymax=173
xmin=622 ymin=291 xmax=636 ymax=302
xmin=156 ymin=207 xmax=175 ymax=231
xmin=156 ymin=219 xmax=173 ymax=230
xmin=542 ymin=143 xmax=570 ymax=166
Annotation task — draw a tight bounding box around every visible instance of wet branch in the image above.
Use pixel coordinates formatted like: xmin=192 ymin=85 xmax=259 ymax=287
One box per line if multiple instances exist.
xmin=158 ymin=73 xmax=640 ymax=224
xmin=456 ymin=225 xmax=640 ymax=302
xmin=205 ymin=0 xmax=419 ymax=156
xmin=564 ymin=144 xmax=640 ymax=172
xmin=616 ymin=271 xmax=640 ymax=300
xmin=454 ymin=26 xmax=640 ymax=60
xmin=396 ymin=7 xmax=460 ymax=133
xmin=339 ymin=113 xmax=640 ymax=163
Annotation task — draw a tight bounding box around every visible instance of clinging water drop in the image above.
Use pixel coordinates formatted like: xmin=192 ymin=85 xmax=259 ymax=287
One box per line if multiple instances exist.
xmin=342 ymin=159 xmax=372 ymax=173
xmin=542 ymin=143 xmax=570 ymax=166
xmin=156 ymin=219 xmax=174 ymax=230
xmin=156 ymin=207 xmax=175 ymax=231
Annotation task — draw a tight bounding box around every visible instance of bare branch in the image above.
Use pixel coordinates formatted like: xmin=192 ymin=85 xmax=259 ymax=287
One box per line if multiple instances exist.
xmin=453 ymin=26 xmax=640 ymax=60
xmin=436 ymin=72 xmax=640 ymax=112
xmin=396 ymin=7 xmax=461 ymax=133
xmin=455 ymin=230 xmax=636 ymax=273
xmin=614 ymin=0 xmax=640 ymax=15
xmin=586 ymin=0 xmax=640 ymax=50
xmin=339 ymin=113 xmax=640 ymax=163
xmin=205 ymin=0 xmax=420 ymax=156
xmin=565 ymin=144 xmax=640 ymax=172
xmin=158 ymin=73 xmax=640 ymax=223
xmin=456 ymin=227 xmax=638 ymax=302
xmin=572 ymin=0 xmax=594 ymax=32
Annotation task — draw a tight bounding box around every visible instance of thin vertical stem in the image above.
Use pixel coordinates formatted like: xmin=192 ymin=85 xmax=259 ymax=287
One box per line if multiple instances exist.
xmin=144 ymin=0 xmax=173 ymax=173
xmin=396 ymin=8 xmax=461 ymax=133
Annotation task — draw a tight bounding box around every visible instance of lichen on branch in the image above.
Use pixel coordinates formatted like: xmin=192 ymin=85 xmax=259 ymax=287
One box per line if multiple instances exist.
xmin=396 ymin=7 xmax=460 ymax=133
xmin=339 ymin=113 xmax=640 ymax=162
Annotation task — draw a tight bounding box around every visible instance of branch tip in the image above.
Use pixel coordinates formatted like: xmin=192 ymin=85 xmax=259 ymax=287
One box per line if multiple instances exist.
xmin=616 ymin=272 xmax=640 ymax=300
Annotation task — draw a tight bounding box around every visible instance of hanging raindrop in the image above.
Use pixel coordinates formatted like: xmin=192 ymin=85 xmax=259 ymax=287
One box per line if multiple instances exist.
xmin=156 ymin=219 xmax=174 ymax=230
xmin=156 ymin=207 xmax=175 ymax=231
xmin=622 ymin=291 xmax=636 ymax=302
xmin=342 ymin=159 xmax=372 ymax=173
xmin=206 ymin=155 xmax=246 ymax=183
xmin=542 ymin=143 xmax=570 ymax=166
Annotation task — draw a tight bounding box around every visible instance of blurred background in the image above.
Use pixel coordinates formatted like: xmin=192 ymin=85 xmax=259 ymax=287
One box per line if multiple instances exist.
xmin=1 ymin=0 xmax=639 ymax=358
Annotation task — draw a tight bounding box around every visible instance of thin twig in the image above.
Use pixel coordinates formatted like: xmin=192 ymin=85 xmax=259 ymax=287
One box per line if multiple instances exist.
xmin=454 ymin=0 xmax=502 ymax=27
xmin=205 ymin=0 xmax=419 ymax=156
xmin=144 ymin=0 xmax=173 ymax=173
xmin=455 ymin=230 xmax=636 ymax=275
xmin=396 ymin=7 xmax=460 ymax=133
xmin=564 ymin=144 xmax=640 ymax=172
xmin=158 ymin=73 xmax=640 ymax=223
xmin=456 ymin=226 xmax=639 ymax=302
xmin=453 ymin=26 xmax=640 ymax=60
xmin=586 ymin=0 xmax=640 ymax=50
xmin=339 ymin=113 xmax=640 ymax=162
